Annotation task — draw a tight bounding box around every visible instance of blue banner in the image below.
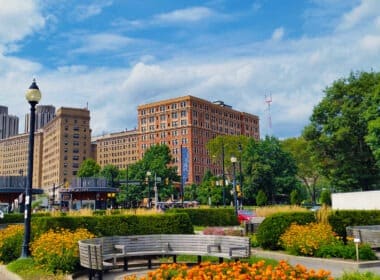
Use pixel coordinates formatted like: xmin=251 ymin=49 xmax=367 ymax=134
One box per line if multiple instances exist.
xmin=181 ymin=146 xmax=189 ymax=185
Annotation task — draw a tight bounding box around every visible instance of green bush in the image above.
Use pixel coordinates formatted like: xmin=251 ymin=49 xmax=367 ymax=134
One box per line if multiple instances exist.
xmin=256 ymin=211 xmax=316 ymax=250
xmin=328 ymin=210 xmax=380 ymax=241
xmin=315 ymin=242 xmax=377 ymax=261
xmin=338 ymin=271 xmax=380 ymax=280
xmin=32 ymin=212 xmax=193 ymax=237
xmin=166 ymin=208 xmax=239 ymax=226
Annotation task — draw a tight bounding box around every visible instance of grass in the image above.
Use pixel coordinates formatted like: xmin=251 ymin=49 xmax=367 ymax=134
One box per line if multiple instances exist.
xmin=255 ymin=205 xmax=308 ymax=217
xmin=7 ymin=258 xmax=69 ymax=280
xmin=337 ymin=271 xmax=380 ymax=280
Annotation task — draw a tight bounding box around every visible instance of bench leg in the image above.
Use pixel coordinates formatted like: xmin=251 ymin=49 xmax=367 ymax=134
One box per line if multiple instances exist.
xmin=148 ymin=258 xmax=152 ymax=269
xmin=219 ymin=257 xmax=223 ymax=264
xmin=173 ymin=255 xmax=177 ymax=263
xmin=123 ymin=257 xmax=129 ymax=271
xmin=197 ymin=256 xmax=201 ymax=264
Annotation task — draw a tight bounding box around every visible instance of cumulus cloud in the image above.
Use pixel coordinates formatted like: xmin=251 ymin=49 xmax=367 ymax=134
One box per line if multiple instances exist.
xmin=154 ymin=7 xmax=216 ymax=23
xmin=0 ymin=0 xmax=45 ymax=45
xmin=338 ymin=0 xmax=380 ymax=30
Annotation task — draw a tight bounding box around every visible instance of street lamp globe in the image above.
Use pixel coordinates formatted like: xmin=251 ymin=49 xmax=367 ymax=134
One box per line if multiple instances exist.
xmin=25 ymin=79 xmax=41 ymax=103
xmin=146 ymin=171 xmax=152 ymax=177
xmin=230 ymin=156 xmax=237 ymax=163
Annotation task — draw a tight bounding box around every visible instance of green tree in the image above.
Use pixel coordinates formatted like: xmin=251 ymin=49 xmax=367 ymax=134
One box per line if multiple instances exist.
xmin=256 ymin=190 xmax=267 ymax=206
xmin=99 ymin=164 xmax=120 ymax=187
xmin=127 ymin=144 xmax=180 ymax=204
xmin=244 ymin=136 xmax=299 ymax=204
xmin=281 ymin=137 xmax=322 ymax=204
xmin=303 ymin=71 xmax=380 ymax=191
xmin=290 ymin=189 xmax=302 ymax=205
xmin=365 ymin=85 xmax=380 ymax=167
xmin=77 ymin=158 xmax=100 ymax=177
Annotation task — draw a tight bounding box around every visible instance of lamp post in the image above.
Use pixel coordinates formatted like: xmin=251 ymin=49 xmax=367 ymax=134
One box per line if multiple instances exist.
xmin=221 ymin=141 xmax=226 ymax=207
xmin=21 ymin=79 xmax=41 ymax=258
xmin=230 ymin=156 xmax=238 ymax=216
xmin=146 ymin=171 xmax=152 ymax=208
xmin=238 ymin=143 xmax=243 ymax=209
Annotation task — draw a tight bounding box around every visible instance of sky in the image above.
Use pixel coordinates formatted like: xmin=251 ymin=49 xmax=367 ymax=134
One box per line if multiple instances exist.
xmin=0 ymin=0 xmax=380 ymax=139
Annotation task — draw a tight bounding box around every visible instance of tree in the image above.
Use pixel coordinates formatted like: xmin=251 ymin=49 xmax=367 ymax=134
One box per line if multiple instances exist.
xmin=77 ymin=158 xmax=100 ymax=177
xmin=127 ymin=144 xmax=180 ymax=204
xmin=365 ymin=84 xmax=380 ymax=167
xmin=256 ymin=190 xmax=267 ymax=206
xmin=99 ymin=164 xmax=120 ymax=187
xmin=281 ymin=137 xmax=322 ymax=204
xmin=243 ymin=136 xmax=299 ymax=204
xmin=303 ymin=71 xmax=380 ymax=191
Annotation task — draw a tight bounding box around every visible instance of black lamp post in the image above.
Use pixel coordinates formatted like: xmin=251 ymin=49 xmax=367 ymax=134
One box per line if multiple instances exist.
xmin=231 ymin=156 xmax=238 ymax=216
xmin=21 ymin=79 xmax=41 ymax=258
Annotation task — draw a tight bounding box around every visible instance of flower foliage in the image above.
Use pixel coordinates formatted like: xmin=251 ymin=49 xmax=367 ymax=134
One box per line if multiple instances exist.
xmin=0 ymin=224 xmax=24 ymax=263
xmin=124 ymin=260 xmax=333 ymax=280
xmin=280 ymin=223 xmax=338 ymax=256
xmin=30 ymin=228 xmax=94 ymax=273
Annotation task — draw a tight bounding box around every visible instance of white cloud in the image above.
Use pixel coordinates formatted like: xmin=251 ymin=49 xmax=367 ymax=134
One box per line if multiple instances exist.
xmin=360 ymin=35 xmax=380 ymax=52
xmin=72 ymin=33 xmax=136 ymax=54
xmin=271 ymin=27 xmax=284 ymax=41
xmin=338 ymin=0 xmax=380 ymax=30
xmin=73 ymin=1 xmax=113 ymax=21
xmin=154 ymin=7 xmax=216 ymax=23
xmin=0 ymin=0 xmax=45 ymax=45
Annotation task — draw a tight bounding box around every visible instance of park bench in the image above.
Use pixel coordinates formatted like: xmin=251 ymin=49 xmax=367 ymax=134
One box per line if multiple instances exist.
xmin=346 ymin=225 xmax=380 ymax=248
xmin=78 ymin=234 xmax=251 ymax=279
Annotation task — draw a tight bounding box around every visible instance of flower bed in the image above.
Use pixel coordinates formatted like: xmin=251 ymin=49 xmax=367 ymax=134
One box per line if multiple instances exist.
xmin=124 ymin=260 xmax=333 ymax=280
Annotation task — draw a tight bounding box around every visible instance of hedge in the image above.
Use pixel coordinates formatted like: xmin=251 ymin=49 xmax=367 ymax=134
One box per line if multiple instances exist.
xmin=256 ymin=211 xmax=316 ymax=250
xmin=166 ymin=208 xmax=239 ymax=226
xmin=328 ymin=210 xmax=380 ymax=241
xmin=31 ymin=212 xmax=193 ymax=237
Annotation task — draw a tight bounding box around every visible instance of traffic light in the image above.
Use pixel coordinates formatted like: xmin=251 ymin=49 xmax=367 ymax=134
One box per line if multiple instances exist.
xmin=237 ymin=184 xmax=242 ymax=197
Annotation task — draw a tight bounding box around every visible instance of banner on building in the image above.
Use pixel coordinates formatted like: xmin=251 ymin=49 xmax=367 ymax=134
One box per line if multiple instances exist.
xmin=181 ymin=146 xmax=189 ymax=186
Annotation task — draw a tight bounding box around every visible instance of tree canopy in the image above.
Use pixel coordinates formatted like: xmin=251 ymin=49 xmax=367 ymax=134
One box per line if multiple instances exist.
xmin=303 ymin=71 xmax=380 ymax=191
xmin=77 ymin=158 xmax=101 ymax=178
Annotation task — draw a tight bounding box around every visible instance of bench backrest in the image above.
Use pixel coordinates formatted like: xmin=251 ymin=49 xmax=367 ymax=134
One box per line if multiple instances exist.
xmin=78 ymin=241 xmax=103 ymax=270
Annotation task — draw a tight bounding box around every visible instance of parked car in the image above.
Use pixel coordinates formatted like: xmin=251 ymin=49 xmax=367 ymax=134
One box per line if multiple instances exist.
xmin=237 ymin=210 xmax=255 ymax=223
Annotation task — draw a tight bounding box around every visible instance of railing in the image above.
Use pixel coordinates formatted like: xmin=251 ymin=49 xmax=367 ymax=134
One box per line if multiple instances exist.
xmin=0 ymin=176 xmax=26 ymax=189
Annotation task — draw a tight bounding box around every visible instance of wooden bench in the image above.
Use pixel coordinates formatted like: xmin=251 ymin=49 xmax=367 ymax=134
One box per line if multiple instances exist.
xmin=78 ymin=239 xmax=123 ymax=280
xmin=346 ymin=225 xmax=380 ymax=248
xmin=78 ymin=234 xmax=251 ymax=277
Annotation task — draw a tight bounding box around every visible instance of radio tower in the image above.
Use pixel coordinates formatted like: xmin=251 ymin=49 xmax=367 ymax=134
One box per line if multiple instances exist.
xmin=265 ymin=94 xmax=272 ymax=136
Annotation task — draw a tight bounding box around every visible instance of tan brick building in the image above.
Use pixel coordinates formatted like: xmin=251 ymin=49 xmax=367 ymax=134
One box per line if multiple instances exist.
xmin=95 ymin=129 xmax=139 ymax=169
xmin=0 ymin=107 xmax=90 ymax=190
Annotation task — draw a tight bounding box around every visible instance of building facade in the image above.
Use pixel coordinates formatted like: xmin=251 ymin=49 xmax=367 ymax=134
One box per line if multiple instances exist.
xmin=0 ymin=106 xmax=19 ymax=139
xmin=137 ymin=96 xmax=259 ymax=184
xmin=95 ymin=129 xmax=139 ymax=170
xmin=94 ymin=95 xmax=260 ymax=184
xmin=0 ymin=107 xmax=90 ymax=190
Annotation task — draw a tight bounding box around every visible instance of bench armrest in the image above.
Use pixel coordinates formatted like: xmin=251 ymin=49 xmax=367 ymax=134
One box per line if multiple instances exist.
xmin=114 ymin=244 xmax=125 ymax=255
xmin=207 ymin=243 xmax=221 ymax=253
xmin=229 ymin=246 xmax=249 ymax=257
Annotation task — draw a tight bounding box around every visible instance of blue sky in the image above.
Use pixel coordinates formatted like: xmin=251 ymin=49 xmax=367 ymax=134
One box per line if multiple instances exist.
xmin=0 ymin=0 xmax=380 ymax=138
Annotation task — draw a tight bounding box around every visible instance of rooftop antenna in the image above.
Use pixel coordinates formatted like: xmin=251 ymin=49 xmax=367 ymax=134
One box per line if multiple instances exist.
xmin=265 ymin=93 xmax=272 ymax=136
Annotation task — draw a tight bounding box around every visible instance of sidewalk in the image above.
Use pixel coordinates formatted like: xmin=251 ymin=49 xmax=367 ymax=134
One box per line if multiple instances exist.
xmin=2 ymin=250 xmax=380 ymax=280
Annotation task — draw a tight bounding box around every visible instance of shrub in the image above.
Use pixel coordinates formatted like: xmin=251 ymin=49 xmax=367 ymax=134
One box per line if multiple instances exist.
xmin=166 ymin=208 xmax=238 ymax=226
xmin=0 ymin=224 xmax=24 ymax=263
xmin=315 ymin=242 xmax=377 ymax=260
xmin=328 ymin=210 xmax=380 ymax=241
xmin=280 ymin=223 xmax=339 ymax=256
xmin=30 ymin=228 xmax=95 ymax=273
xmin=256 ymin=211 xmax=316 ymax=250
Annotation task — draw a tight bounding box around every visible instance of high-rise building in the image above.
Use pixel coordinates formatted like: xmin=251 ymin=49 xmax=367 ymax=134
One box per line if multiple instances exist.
xmin=0 ymin=107 xmax=90 ymax=190
xmin=137 ymin=96 xmax=259 ymax=184
xmin=94 ymin=95 xmax=260 ymax=184
xmin=0 ymin=106 xmax=19 ymax=139
xmin=25 ymin=105 xmax=56 ymax=133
